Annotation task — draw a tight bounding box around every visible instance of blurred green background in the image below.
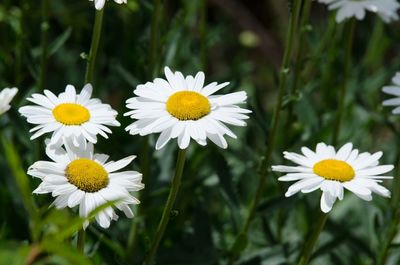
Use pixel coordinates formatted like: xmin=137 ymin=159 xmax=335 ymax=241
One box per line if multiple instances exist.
xmin=1 ymin=0 xmax=400 ymax=264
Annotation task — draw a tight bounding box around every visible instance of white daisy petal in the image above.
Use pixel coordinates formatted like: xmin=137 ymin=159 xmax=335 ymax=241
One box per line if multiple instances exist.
xmin=278 ymin=173 xmax=316 ymax=181
xmin=320 ymin=191 xmax=336 ymax=213
xmin=271 ymin=165 xmax=313 ymax=173
xmin=285 ymin=177 xmax=324 ymax=197
xmin=335 ymin=143 xmax=352 ymax=160
xmin=68 ymin=190 xmax=85 ymax=208
xmin=318 ymin=0 xmax=400 ymax=23
xmin=104 ymin=155 xmax=136 ymax=173
xmin=0 ymin=87 xmax=18 ymax=115
xmin=382 ymin=72 xmax=400 ymax=113
xmin=89 ymin=0 xmax=126 ymax=10
xmin=357 ymin=165 xmax=394 ymax=176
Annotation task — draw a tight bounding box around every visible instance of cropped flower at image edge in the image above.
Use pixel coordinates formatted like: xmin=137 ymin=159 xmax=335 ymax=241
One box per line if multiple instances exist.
xmin=317 ymin=0 xmax=400 ymax=23
xmin=89 ymin=0 xmax=127 ymax=10
xmin=382 ymin=72 xmax=400 ymax=114
xmin=272 ymin=143 xmax=393 ymax=213
xmin=0 ymin=87 xmax=18 ymax=115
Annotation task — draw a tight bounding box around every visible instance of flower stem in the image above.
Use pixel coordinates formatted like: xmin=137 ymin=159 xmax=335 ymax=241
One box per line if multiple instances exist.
xmin=377 ymin=208 xmax=400 ymax=265
xmin=377 ymin=135 xmax=400 ymax=265
xmin=38 ymin=0 xmax=50 ymax=90
xmin=1 ymin=133 xmax=40 ymax=241
xmin=227 ymin=1 xmax=302 ymax=263
xmin=148 ymin=0 xmax=162 ymax=79
xmin=84 ymin=8 xmax=104 ymax=84
xmin=15 ymin=2 xmax=26 ymax=87
xmin=331 ymin=18 xmax=356 ymax=146
xmin=143 ymin=148 xmax=187 ymax=265
xmin=297 ymin=212 xmax=328 ymax=265
xmin=126 ymin=0 xmax=163 ymax=260
xmin=72 ymin=6 xmax=103 ymax=258
xmin=77 ymin=229 xmax=86 ymax=253
xmin=284 ymin=0 xmax=312 ymax=130
xmin=199 ymin=0 xmax=207 ymax=70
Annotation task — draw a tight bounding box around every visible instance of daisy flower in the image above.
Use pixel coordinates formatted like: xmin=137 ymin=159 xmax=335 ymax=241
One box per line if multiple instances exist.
xmin=317 ymin=0 xmax=400 ymax=23
xmin=19 ymin=84 xmax=120 ymax=145
xmin=0 ymin=87 xmax=18 ymax=115
xmin=28 ymin=137 xmax=144 ymax=229
xmin=382 ymin=72 xmax=400 ymax=114
xmin=272 ymin=143 xmax=393 ymax=213
xmin=90 ymin=0 xmax=127 ymax=10
xmin=125 ymin=67 xmax=251 ymax=150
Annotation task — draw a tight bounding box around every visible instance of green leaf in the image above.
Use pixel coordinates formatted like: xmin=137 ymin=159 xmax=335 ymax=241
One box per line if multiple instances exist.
xmin=48 ymin=28 xmax=72 ymax=57
xmin=1 ymin=134 xmax=39 ymax=240
xmin=40 ymin=240 xmax=93 ymax=265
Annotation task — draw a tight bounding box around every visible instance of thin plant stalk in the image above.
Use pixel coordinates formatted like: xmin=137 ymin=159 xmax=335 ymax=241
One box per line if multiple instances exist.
xmin=227 ymin=1 xmax=303 ymax=263
xmin=297 ymin=19 xmax=356 ymax=265
xmin=126 ymin=0 xmax=163 ymax=258
xmin=199 ymin=0 xmax=207 ymax=70
xmin=302 ymin=14 xmax=337 ymax=83
xmin=148 ymin=0 xmax=162 ymax=79
xmin=378 ymin=208 xmax=400 ymax=265
xmin=297 ymin=212 xmax=328 ymax=265
xmin=85 ymin=8 xmax=104 ymax=84
xmin=1 ymin=134 xmax=40 ymax=241
xmin=331 ymin=18 xmax=356 ymax=146
xmin=74 ymin=7 xmax=105 ymax=253
xmin=15 ymin=4 xmax=25 ymax=87
xmin=277 ymin=0 xmax=312 ymax=241
xmin=284 ymin=0 xmax=312 ymax=131
xmin=143 ymin=148 xmax=187 ymax=265
xmin=77 ymin=229 xmax=86 ymax=253
xmin=377 ymin=134 xmax=400 ymax=265
xmin=39 ymin=0 xmax=50 ymax=90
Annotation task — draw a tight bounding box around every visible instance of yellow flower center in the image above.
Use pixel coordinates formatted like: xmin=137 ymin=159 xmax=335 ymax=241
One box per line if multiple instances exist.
xmin=166 ymin=91 xmax=211 ymax=120
xmin=313 ymin=159 xmax=355 ymax=182
xmin=52 ymin=103 xmax=90 ymax=125
xmin=66 ymin=158 xmax=108 ymax=192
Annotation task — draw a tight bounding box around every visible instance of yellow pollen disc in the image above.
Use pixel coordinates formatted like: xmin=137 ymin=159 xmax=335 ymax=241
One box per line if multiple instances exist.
xmin=52 ymin=103 xmax=90 ymax=125
xmin=313 ymin=159 xmax=355 ymax=182
xmin=66 ymin=158 xmax=108 ymax=192
xmin=166 ymin=91 xmax=211 ymax=121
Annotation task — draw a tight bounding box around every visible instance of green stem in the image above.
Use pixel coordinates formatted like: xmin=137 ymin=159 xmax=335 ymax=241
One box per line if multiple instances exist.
xmin=39 ymin=0 xmax=49 ymax=90
xmin=148 ymin=0 xmax=162 ymax=79
xmin=126 ymin=137 xmax=149 ymax=260
xmin=77 ymin=229 xmax=86 ymax=253
xmin=331 ymin=18 xmax=356 ymax=146
xmin=126 ymin=0 xmax=163 ymax=259
xmin=143 ymin=148 xmax=187 ymax=265
xmin=85 ymin=8 xmax=104 ymax=84
xmin=377 ymin=208 xmax=400 ymax=265
xmin=199 ymin=0 xmax=207 ymax=70
xmin=284 ymin=0 xmax=312 ymax=130
xmin=1 ymin=133 xmax=40 ymax=241
xmin=391 ymin=134 xmax=400 ymax=209
xmin=302 ymin=14 xmax=337 ymax=83
xmin=227 ymin=1 xmax=303 ymax=263
xmin=377 ymin=136 xmax=400 ymax=265
xmin=297 ymin=212 xmax=328 ymax=265
xmin=15 ymin=0 xmax=29 ymax=87
xmin=58 ymin=21 xmax=103 ymax=252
